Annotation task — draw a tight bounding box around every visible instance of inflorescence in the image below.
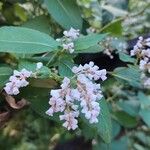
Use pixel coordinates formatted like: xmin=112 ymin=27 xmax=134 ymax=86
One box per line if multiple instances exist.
xmin=4 ymin=62 xmax=43 ymax=95
xmin=130 ymin=36 xmax=150 ymax=88
xmin=56 ymin=27 xmax=80 ymax=53
xmin=46 ymin=61 xmax=107 ymax=130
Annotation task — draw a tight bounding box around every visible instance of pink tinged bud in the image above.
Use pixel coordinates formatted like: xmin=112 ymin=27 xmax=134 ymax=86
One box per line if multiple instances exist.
xmin=45 ymin=108 xmax=54 ymax=116
xmin=12 ymin=87 xmax=20 ymax=95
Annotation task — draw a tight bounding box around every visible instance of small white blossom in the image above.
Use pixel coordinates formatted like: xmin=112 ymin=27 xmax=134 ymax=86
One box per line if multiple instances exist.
xmin=143 ymin=77 xmax=150 ymax=88
xmin=62 ymin=42 xmax=74 ymax=53
xmin=36 ymin=62 xmax=43 ymax=70
xmin=60 ymin=111 xmax=79 ymax=130
xmin=139 ymin=59 xmax=147 ymax=70
xmin=63 ymin=27 xmax=80 ymax=40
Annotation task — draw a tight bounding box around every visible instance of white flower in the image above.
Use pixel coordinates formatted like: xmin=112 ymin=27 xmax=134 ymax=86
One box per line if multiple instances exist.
xmin=139 ymin=59 xmax=147 ymax=70
xmin=46 ymin=62 xmax=107 ymax=130
xmin=72 ymin=61 xmax=107 ymax=81
xmin=143 ymin=78 xmax=150 ymax=88
xmin=131 ymin=36 xmax=150 ymax=88
xmin=63 ymin=28 xmax=80 ymax=40
xmin=62 ymin=42 xmax=74 ymax=53
xmin=50 ymin=89 xmax=61 ymax=99
xmin=4 ymin=82 xmax=20 ymax=95
xmin=71 ymin=89 xmax=81 ymax=100
xmin=20 ymin=69 xmax=32 ymax=78
xmin=60 ymin=111 xmax=79 ymax=130
xmin=4 ymin=68 xmax=32 ymax=95
xmin=36 ymin=62 xmax=43 ymax=70
xmin=61 ymin=77 xmax=70 ymax=89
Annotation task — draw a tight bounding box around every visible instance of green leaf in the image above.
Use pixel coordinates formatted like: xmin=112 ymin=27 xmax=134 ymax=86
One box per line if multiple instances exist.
xmin=117 ymin=100 xmax=140 ymax=117
xmin=29 ymin=78 xmax=57 ymax=89
xmin=139 ymin=109 xmax=150 ymax=127
xmin=112 ymin=119 xmax=121 ymax=139
xmin=0 ymin=67 xmax=13 ymax=88
xmin=14 ymin=3 xmax=27 ymax=22
xmin=111 ymin=136 xmax=128 ymax=150
xmin=75 ymin=45 xmax=103 ymax=53
xmin=113 ymin=111 xmax=138 ymax=128
xmin=58 ymin=57 xmax=74 ymax=77
xmin=74 ymin=34 xmax=106 ymax=52
xmin=0 ymin=26 xmax=59 ymax=54
xmin=44 ymin=0 xmax=82 ymax=30
xmin=101 ymin=19 xmax=122 ymax=36
xmin=93 ymin=136 xmax=128 ymax=150
xmin=97 ymin=99 xmax=112 ymax=143
xmin=80 ymin=121 xmax=98 ymax=140
xmin=22 ymin=15 xmax=51 ymax=34
xmin=138 ymin=92 xmax=150 ymax=127
xmin=138 ymin=92 xmax=150 ymax=109
xmin=112 ymin=67 xmax=141 ymax=87
xmin=119 ymin=52 xmax=135 ymax=63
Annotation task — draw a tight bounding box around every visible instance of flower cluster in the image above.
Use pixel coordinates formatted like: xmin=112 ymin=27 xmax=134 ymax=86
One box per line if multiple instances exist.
xmin=46 ymin=61 xmax=107 ymax=130
xmin=101 ymin=37 xmax=127 ymax=59
xmin=4 ymin=62 xmax=43 ymax=95
xmin=56 ymin=27 xmax=80 ymax=53
xmin=130 ymin=36 xmax=150 ymax=88
xmin=4 ymin=69 xmax=32 ymax=95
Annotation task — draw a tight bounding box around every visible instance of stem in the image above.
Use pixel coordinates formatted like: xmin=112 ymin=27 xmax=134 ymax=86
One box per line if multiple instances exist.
xmin=50 ymin=72 xmax=62 ymax=82
xmin=99 ymin=3 xmax=150 ymax=33
xmin=46 ymin=50 xmax=60 ymax=67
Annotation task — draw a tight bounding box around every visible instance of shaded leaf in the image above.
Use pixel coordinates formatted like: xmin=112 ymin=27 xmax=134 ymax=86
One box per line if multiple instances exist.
xmin=21 ymin=87 xmax=61 ymax=123
xmin=119 ymin=52 xmax=135 ymax=63
xmin=113 ymin=111 xmax=138 ymax=128
xmin=45 ymin=0 xmax=82 ymax=30
xmin=22 ymin=15 xmax=51 ymax=34
xmin=97 ymin=99 xmax=112 ymax=143
xmin=0 ymin=67 xmax=13 ymax=88
xmin=139 ymin=109 xmax=150 ymax=127
xmin=30 ymin=78 xmax=57 ymax=89
xmin=117 ymin=100 xmax=140 ymax=117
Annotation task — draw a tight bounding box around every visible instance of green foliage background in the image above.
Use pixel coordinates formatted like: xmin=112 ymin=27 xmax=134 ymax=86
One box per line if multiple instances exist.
xmin=0 ymin=0 xmax=150 ymax=150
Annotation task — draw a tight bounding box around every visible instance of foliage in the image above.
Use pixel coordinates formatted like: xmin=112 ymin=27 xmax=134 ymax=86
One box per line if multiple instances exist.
xmin=0 ymin=0 xmax=150 ymax=150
